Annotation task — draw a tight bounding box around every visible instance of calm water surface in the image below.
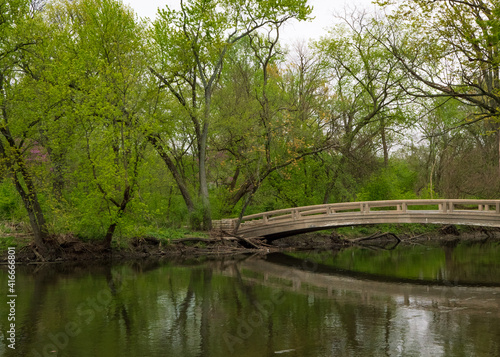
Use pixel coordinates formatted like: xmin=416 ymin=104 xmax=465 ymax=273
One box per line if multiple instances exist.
xmin=1 ymin=242 xmax=500 ymax=357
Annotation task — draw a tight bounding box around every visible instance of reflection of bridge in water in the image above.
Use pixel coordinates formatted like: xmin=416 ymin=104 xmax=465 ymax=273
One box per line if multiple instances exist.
xmin=218 ymin=254 xmax=500 ymax=314
xmin=214 ymin=199 xmax=500 ymax=239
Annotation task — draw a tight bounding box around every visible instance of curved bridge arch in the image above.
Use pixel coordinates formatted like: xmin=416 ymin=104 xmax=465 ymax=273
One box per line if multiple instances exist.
xmin=213 ymin=199 xmax=500 ymax=239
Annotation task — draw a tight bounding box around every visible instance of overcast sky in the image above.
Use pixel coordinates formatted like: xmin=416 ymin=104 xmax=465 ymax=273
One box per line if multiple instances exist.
xmin=123 ymin=0 xmax=378 ymax=46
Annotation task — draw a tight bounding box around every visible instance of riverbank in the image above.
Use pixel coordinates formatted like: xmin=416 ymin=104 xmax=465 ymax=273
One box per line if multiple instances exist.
xmin=1 ymin=224 xmax=500 ymax=263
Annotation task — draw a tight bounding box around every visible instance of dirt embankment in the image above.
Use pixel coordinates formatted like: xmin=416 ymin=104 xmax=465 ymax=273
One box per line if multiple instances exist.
xmin=1 ymin=231 xmax=286 ymax=263
xmin=276 ymin=225 xmax=500 ymax=249
xmin=2 ymin=225 xmax=500 ymax=263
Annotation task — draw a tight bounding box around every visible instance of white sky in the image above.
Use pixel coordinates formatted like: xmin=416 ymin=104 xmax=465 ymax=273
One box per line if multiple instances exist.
xmin=124 ymin=0 xmax=378 ymax=46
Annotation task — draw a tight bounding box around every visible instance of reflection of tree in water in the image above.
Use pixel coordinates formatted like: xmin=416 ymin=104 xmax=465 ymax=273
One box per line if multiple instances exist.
xmin=288 ymin=243 xmax=500 ymax=286
xmin=274 ymin=251 xmax=500 ymax=356
xmin=160 ymin=268 xmax=200 ymax=354
xmin=428 ymin=307 xmax=500 ymax=356
xmin=158 ymin=267 xmax=216 ymax=356
xmin=4 ymin=264 xmax=112 ymax=357
xmin=3 ymin=254 xmax=500 ymax=357
xmin=7 ymin=266 xmax=54 ymax=357
xmin=105 ymin=268 xmax=132 ymax=338
xmin=199 ymin=268 xmax=212 ymax=357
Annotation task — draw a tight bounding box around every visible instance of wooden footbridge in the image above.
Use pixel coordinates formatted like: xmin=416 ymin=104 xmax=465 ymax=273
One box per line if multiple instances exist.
xmin=213 ymin=199 xmax=500 ymax=239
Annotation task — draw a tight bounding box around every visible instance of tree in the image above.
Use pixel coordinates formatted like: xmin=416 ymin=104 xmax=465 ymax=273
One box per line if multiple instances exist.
xmin=406 ymin=96 xmax=500 ymax=198
xmin=313 ymin=10 xmax=409 ymax=203
xmin=149 ymin=0 xmax=312 ymax=229
xmin=0 ymin=0 xmax=53 ymax=256
xmin=209 ymin=32 xmax=334 ymax=226
xmin=377 ymin=0 xmax=500 ymax=172
xmin=36 ymin=0 xmax=150 ymax=247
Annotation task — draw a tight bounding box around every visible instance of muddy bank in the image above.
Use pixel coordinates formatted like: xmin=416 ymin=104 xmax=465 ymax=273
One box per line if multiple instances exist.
xmin=2 ymin=225 xmax=500 ymax=264
xmin=276 ymin=225 xmax=500 ymax=250
xmin=0 ymin=233 xmax=290 ymax=264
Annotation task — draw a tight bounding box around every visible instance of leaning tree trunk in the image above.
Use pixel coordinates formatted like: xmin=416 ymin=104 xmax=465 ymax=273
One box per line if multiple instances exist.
xmin=103 ymin=185 xmax=132 ymax=250
xmin=147 ymin=134 xmax=196 ymax=213
xmin=12 ymin=169 xmax=50 ymax=257
xmin=0 ymin=142 xmax=49 ymax=256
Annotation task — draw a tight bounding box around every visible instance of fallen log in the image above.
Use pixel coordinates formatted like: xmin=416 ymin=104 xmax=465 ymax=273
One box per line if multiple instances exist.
xmin=172 ymin=234 xmax=270 ymax=250
xmin=350 ymin=231 xmax=400 ymax=243
xmin=349 ymin=231 xmax=401 ymax=250
xmin=218 ymin=230 xmax=272 ymax=249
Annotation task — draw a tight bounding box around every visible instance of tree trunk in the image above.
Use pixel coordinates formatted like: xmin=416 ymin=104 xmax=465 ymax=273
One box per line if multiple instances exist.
xmin=381 ymin=117 xmax=389 ymax=167
xmin=199 ymin=91 xmax=212 ymax=230
xmin=498 ymin=130 xmax=500 ymax=178
xmin=233 ymin=183 xmax=258 ymax=233
xmin=104 ymin=222 xmax=118 ymax=249
xmin=103 ymin=185 xmax=132 ymax=249
xmin=147 ymin=134 xmax=195 ymax=212
xmin=198 ymin=120 xmax=212 ymax=230
xmin=12 ymin=170 xmax=50 ymax=257
xmin=323 ymin=156 xmax=346 ymax=204
xmin=1 ymin=103 xmax=50 ymax=257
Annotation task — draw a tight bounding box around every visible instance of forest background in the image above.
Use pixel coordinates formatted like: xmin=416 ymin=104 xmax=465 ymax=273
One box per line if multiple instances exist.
xmin=2 ymin=0 xmax=500 ymax=257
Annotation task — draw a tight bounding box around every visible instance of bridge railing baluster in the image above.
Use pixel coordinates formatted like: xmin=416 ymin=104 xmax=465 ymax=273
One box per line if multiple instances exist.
xmin=360 ymin=202 xmax=370 ymax=213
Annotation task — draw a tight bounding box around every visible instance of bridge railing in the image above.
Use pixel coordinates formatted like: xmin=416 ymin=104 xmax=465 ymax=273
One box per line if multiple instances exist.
xmin=212 ymin=199 xmax=500 ymax=232
xmin=233 ymin=199 xmax=500 ymax=227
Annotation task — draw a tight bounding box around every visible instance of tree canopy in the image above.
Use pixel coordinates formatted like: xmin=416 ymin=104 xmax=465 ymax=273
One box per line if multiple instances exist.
xmin=1 ymin=0 xmax=499 ymax=257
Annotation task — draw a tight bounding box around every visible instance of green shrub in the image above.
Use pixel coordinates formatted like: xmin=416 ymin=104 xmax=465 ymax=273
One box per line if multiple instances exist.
xmin=0 ymin=180 xmax=23 ymax=220
xmin=357 ymin=161 xmax=418 ymax=201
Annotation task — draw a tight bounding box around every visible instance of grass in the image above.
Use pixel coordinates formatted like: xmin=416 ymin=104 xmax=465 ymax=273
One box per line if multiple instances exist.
xmin=0 ymin=221 xmax=32 ymax=252
xmin=142 ymin=227 xmax=209 ymax=241
xmin=0 ymin=236 xmax=16 ymax=251
xmin=0 ymin=218 xmax=213 ymax=252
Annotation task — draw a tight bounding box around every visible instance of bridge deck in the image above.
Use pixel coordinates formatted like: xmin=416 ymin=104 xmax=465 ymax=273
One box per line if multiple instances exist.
xmin=213 ymin=199 xmax=500 ymax=239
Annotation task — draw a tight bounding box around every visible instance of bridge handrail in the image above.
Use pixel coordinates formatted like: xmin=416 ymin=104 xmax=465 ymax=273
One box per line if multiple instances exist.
xmin=239 ymin=199 xmax=500 ymax=224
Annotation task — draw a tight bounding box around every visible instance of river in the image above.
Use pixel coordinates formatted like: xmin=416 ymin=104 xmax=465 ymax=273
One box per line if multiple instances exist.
xmin=1 ymin=241 xmax=500 ymax=356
